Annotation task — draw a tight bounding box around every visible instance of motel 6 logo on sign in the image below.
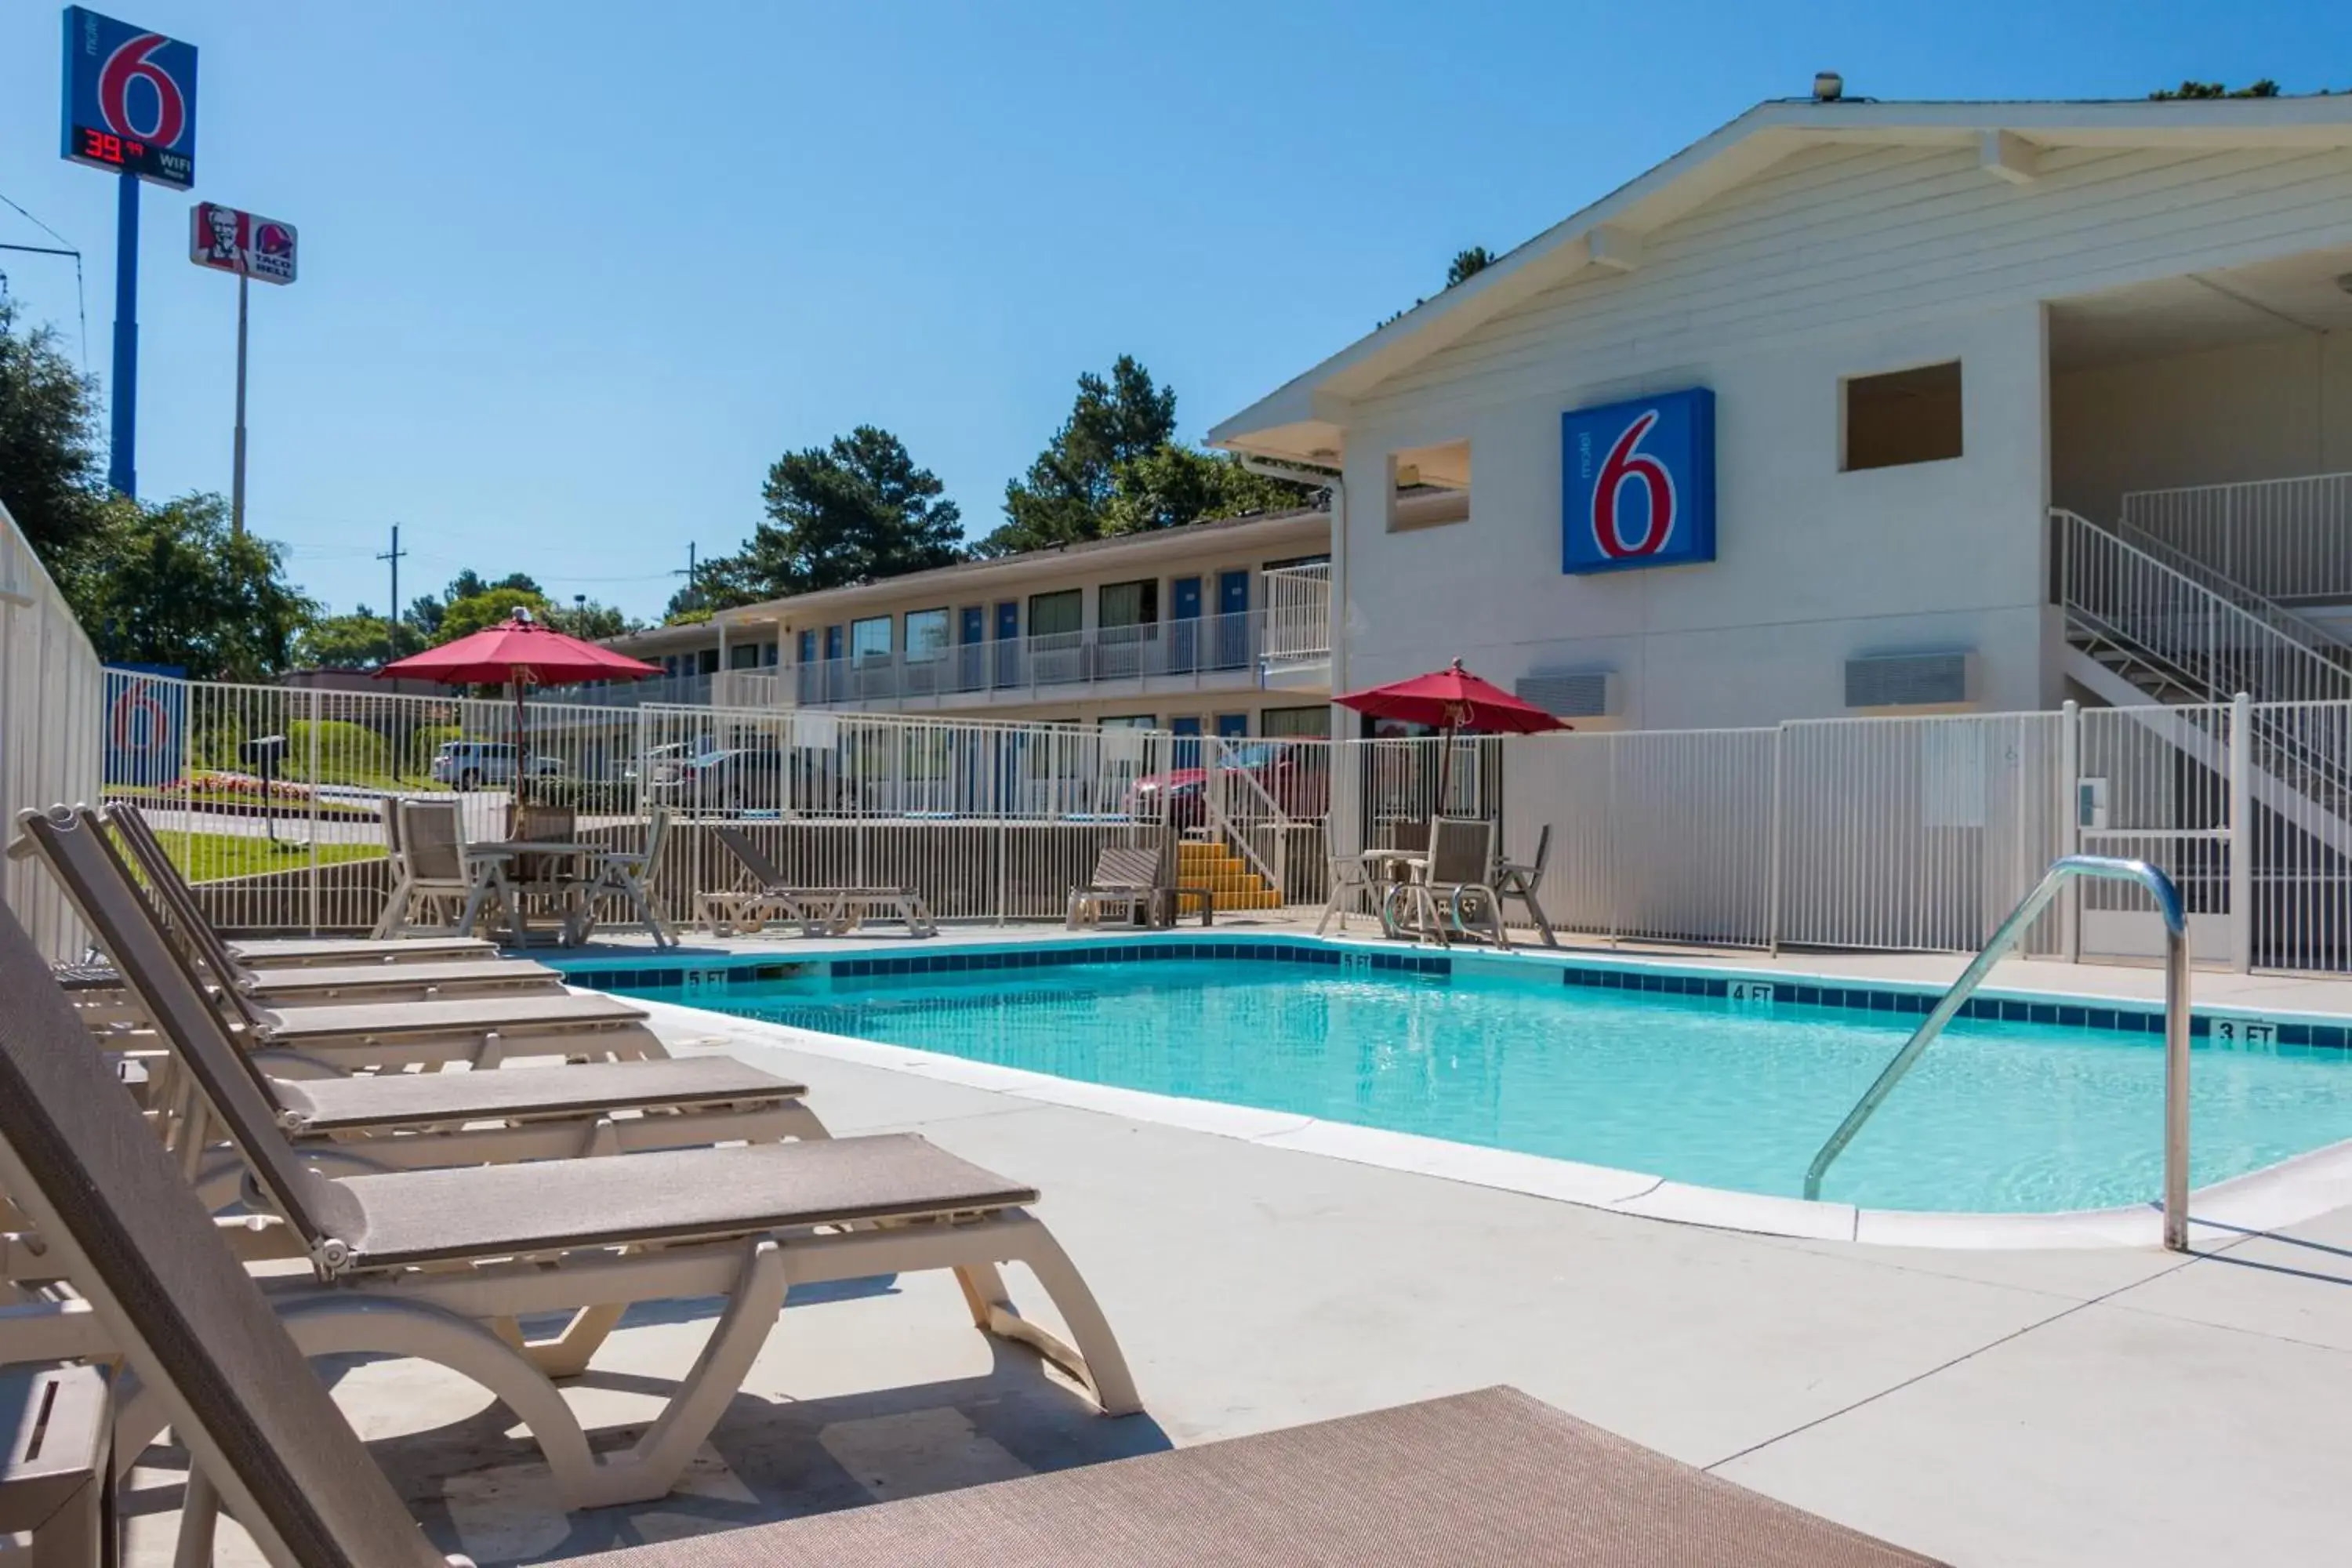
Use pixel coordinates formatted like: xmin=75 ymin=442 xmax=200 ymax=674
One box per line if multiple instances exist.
xmin=1561 ymin=387 xmax=1716 ymax=575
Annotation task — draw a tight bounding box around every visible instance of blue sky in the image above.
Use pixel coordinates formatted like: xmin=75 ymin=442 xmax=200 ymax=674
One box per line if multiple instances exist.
xmin=2 ymin=1 xmax=2341 ymax=621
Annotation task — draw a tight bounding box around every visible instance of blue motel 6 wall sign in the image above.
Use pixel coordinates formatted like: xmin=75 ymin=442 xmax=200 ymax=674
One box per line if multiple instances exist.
xmin=1562 ymin=387 xmax=1716 ymax=574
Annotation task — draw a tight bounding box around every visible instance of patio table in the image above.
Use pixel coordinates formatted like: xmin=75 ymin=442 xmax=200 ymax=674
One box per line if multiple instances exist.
xmin=478 ymin=840 xmax=601 ymax=947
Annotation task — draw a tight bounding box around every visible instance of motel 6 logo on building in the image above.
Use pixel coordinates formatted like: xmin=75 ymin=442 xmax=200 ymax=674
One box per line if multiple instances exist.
xmin=1561 ymin=387 xmax=1716 ymax=575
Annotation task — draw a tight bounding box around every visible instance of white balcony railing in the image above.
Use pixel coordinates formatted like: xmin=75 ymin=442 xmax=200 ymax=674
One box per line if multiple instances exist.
xmin=788 ymin=606 xmax=1324 ymax=709
xmin=1261 ymin=563 xmax=1332 ymax=664
xmin=2122 ymin=471 xmax=2352 ymax=604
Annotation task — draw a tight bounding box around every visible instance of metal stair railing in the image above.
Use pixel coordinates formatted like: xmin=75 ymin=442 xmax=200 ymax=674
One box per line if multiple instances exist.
xmin=1802 ymin=855 xmax=2194 ymax=1250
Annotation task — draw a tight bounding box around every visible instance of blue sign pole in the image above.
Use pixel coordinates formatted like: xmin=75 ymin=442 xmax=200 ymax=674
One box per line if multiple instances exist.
xmin=108 ymin=169 xmax=138 ymax=496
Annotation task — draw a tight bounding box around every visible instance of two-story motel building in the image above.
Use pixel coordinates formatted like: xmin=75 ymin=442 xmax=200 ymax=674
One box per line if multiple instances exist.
xmin=607 ymin=506 xmax=1337 ymax=741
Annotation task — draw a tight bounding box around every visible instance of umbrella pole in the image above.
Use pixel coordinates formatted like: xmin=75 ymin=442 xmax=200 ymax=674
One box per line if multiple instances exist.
xmin=512 ymin=679 xmax=529 ymax=820
xmin=1433 ymin=722 xmax=1455 ymax=820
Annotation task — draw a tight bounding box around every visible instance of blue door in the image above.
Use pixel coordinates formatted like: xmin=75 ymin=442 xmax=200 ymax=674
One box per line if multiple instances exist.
xmin=1169 ymin=575 xmax=1202 ymax=673
xmin=1214 ymin=713 xmax=1250 ymax=739
xmin=1171 ymin=714 xmax=1202 ymax=770
xmin=959 ymin=607 xmax=985 ymax=691
xmin=1214 ymin=570 xmax=1250 ymax=669
xmin=796 ymin=630 xmax=817 ymax=702
xmin=993 ymin=601 xmax=1021 ymax=687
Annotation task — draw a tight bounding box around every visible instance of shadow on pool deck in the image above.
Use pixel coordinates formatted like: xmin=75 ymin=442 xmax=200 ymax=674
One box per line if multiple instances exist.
xmin=125 ymin=1341 xmax=1171 ymax=1566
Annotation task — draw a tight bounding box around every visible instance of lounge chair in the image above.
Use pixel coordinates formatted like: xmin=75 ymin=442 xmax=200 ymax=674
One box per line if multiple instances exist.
xmin=1067 ymin=841 xmax=1211 ymax=930
xmin=0 ymin=1361 xmax=110 ymax=1565
xmin=0 ymin=919 xmax=1941 ymax=1563
xmin=24 ymin=805 xmax=830 ymax=1181
xmin=699 ymin=825 xmax=937 ymax=938
xmin=100 ymin=804 xmax=568 ymax=1006
xmin=40 ymin=808 xmax=663 ymax=1071
xmin=0 ymin=898 xmax=1139 ymax=1512
xmin=1494 ymin=822 xmax=1559 ymax=946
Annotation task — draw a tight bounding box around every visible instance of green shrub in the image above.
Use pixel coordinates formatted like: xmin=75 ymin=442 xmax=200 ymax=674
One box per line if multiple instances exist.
xmin=281 ymin=720 xmax=397 ymax=786
xmin=407 ymin=724 xmax=462 ymax=779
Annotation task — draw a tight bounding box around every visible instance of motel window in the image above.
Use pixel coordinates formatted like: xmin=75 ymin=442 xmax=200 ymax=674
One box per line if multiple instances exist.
xmin=1099 ymin=715 xmax=1156 ymax=731
xmin=1386 ymin=438 xmax=1472 ymax=532
xmin=903 ymin=607 xmax=950 ymax=663
xmin=849 ymin=615 xmax=893 ymax=666
xmin=1261 ymin=705 xmax=1332 ymax=739
xmin=1842 ymin=361 xmax=1962 ymax=472
xmin=729 ymin=642 xmax=763 ymax=670
xmin=1029 ymin=589 xmax=1083 ymax=639
xmin=1098 ymin=579 xmax=1158 ymax=629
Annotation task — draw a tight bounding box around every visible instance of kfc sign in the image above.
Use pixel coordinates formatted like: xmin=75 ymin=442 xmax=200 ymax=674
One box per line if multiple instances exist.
xmin=189 ymin=202 xmax=296 ymax=285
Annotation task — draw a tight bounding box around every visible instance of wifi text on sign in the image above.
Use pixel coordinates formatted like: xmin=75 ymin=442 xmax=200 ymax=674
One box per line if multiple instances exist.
xmin=1561 ymin=387 xmax=1716 ymax=575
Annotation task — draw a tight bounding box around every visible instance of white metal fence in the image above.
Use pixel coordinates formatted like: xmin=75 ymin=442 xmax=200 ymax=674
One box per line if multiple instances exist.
xmin=2122 ymin=470 xmax=2352 ymax=605
xmin=21 ymin=654 xmax=2352 ymax=973
xmin=0 ymin=502 xmax=103 ymax=960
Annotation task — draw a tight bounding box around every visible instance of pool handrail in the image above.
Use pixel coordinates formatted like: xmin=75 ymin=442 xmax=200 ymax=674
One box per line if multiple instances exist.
xmin=1802 ymin=855 xmax=2194 ymax=1250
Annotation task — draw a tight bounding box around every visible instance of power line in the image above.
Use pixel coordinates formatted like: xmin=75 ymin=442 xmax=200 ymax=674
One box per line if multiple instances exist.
xmin=0 ymin=188 xmax=89 ymax=379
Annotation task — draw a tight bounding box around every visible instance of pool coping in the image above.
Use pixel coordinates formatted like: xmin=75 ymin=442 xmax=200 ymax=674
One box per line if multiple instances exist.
xmin=575 ymin=931 xmax=2352 ymax=1250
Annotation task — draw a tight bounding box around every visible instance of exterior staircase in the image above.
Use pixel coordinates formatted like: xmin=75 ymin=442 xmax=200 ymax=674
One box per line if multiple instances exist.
xmin=1175 ymin=836 xmax=1284 ymax=913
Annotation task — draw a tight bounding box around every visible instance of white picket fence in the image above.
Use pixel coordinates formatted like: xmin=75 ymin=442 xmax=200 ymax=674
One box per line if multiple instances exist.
xmin=0 ymin=502 xmax=104 ymax=960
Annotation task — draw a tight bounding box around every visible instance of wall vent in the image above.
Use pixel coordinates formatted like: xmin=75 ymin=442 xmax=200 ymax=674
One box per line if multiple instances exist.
xmin=1845 ymin=651 xmax=1974 ymax=710
xmin=1515 ymin=671 xmax=1617 ymax=719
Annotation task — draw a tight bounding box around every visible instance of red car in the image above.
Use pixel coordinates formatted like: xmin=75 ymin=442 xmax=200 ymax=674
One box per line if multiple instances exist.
xmin=1127 ymin=742 xmax=1330 ymax=826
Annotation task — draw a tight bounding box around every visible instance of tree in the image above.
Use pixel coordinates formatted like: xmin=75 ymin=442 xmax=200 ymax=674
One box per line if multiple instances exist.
xmin=1446 ymin=246 xmax=1497 ymax=288
xmin=0 ymin=297 xmax=107 ymax=563
xmin=61 ymin=493 xmax=315 ymax=681
xmin=407 ymin=569 xmax=540 ymax=639
xmin=294 ymin=608 xmax=424 ymax=669
xmin=434 ymin=585 xmax=550 ymax=643
xmin=2150 ymin=79 xmax=2281 ymax=99
xmin=980 ymin=357 xmax=1178 ymax=555
xmin=1102 ymin=445 xmax=1316 ymax=535
xmin=696 ymin=425 xmax=964 ymax=601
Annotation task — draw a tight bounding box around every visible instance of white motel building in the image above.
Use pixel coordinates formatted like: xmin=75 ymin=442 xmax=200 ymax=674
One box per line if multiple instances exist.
xmin=617 ymin=85 xmax=2352 ymax=747
xmin=1210 ymin=85 xmax=2352 ymax=734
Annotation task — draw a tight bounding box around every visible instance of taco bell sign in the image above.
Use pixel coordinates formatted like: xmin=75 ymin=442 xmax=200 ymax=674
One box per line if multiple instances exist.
xmin=1562 ymin=387 xmax=1716 ymax=575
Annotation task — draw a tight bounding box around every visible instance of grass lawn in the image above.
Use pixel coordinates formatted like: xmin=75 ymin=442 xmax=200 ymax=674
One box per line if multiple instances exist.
xmin=160 ymin=830 xmax=386 ymax=884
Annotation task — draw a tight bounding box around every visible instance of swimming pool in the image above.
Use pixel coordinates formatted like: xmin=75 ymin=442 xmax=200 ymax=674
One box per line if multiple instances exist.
xmin=601 ymin=945 xmax=2352 ymax=1215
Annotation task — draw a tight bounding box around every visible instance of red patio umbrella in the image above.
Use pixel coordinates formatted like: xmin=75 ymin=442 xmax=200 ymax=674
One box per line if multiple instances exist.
xmin=1334 ymin=658 xmax=1568 ymax=817
xmin=377 ymin=608 xmax=659 ymax=803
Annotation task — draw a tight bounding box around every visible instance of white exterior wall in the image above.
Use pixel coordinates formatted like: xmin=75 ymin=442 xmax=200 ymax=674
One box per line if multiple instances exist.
xmin=2053 ymin=333 xmax=2352 ymax=528
xmin=1327 ymin=140 xmax=2352 ymax=729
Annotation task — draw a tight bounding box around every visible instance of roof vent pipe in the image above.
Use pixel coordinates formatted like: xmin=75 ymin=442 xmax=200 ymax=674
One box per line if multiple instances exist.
xmin=1813 ymin=71 xmax=1844 ymax=102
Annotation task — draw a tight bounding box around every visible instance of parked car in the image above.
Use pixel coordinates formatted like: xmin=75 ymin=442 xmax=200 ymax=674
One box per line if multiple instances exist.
xmin=1125 ymin=741 xmax=1329 ymax=828
xmin=651 ymin=746 xmax=845 ymax=814
xmin=623 ymin=741 xmax=711 ymax=788
xmin=428 ymin=741 xmax=567 ymax=791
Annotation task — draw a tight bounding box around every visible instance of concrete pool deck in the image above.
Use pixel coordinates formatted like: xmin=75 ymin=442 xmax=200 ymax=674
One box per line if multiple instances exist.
xmin=130 ymin=923 xmax=2352 ymax=1564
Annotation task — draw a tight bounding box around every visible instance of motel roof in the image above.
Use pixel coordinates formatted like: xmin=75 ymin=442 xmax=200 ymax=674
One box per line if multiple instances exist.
xmin=1209 ymin=93 xmax=2352 ymax=465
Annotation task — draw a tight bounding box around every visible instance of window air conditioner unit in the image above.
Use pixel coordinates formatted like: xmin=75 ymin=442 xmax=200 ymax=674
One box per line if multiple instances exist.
xmin=1845 ymin=652 xmax=1975 ymax=710
xmin=1515 ymin=671 xmax=1617 ymax=720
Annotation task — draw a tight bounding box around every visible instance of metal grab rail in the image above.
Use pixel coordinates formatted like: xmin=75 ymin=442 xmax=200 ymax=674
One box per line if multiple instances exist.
xmin=1802 ymin=855 xmax=2195 ymax=1250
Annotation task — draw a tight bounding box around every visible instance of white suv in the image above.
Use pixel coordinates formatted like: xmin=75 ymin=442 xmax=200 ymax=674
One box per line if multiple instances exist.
xmin=430 ymin=741 xmax=564 ymax=790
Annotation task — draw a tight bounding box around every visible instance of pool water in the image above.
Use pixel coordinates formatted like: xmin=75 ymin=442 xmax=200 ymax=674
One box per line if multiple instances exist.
xmin=624 ymin=960 xmax=2352 ymax=1213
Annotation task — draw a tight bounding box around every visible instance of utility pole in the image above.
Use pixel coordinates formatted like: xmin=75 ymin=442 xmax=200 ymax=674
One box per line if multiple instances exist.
xmin=376 ymin=524 xmax=408 ymax=662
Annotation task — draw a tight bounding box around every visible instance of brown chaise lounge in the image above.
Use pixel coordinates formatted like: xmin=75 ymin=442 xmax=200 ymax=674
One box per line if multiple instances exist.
xmin=21 ymin=804 xmax=830 ymax=1177
xmin=0 ymin=896 xmax=1942 ymax=1565
xmin=0 ymin=890 xmax=1138 ymax=1512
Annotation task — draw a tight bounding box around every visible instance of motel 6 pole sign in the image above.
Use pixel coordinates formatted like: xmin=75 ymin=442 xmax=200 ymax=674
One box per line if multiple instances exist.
xmin=60 ymin=5 xmax=200 ymax=499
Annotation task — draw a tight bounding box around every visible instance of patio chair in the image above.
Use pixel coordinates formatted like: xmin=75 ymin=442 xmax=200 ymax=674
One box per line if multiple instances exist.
xmin=1494 ymin=823 xmax=1559 ymax=947
xmin=100 ymin=804 xmax=568 ymax=1007
xmin=384 ymin=797 xmax=518 ymax=942
xmin=0 ymin=902 xmax=1140 ymax=1512
xmin=42 ymin=808 xmax=666 ymax=1073
xmin=699 ymin=825 xmax=937 ymax=938
xmin=0 ymin=1362 xmax=110 ymax=1566
xmin=1067 ymin=841 xmax=1212 ymax=930
xmin=1383 ymin=817 xmax=1508 ymax=949
xmin=568 ymin=806 xmax=680 ymax=947
xmin=0 ymin=925 xmax=1940 ymax=1565
xmin=25 ymin=805 xmax=831 ymax=1181
xmin=368 ymin=795 xmax=408 ymax=938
